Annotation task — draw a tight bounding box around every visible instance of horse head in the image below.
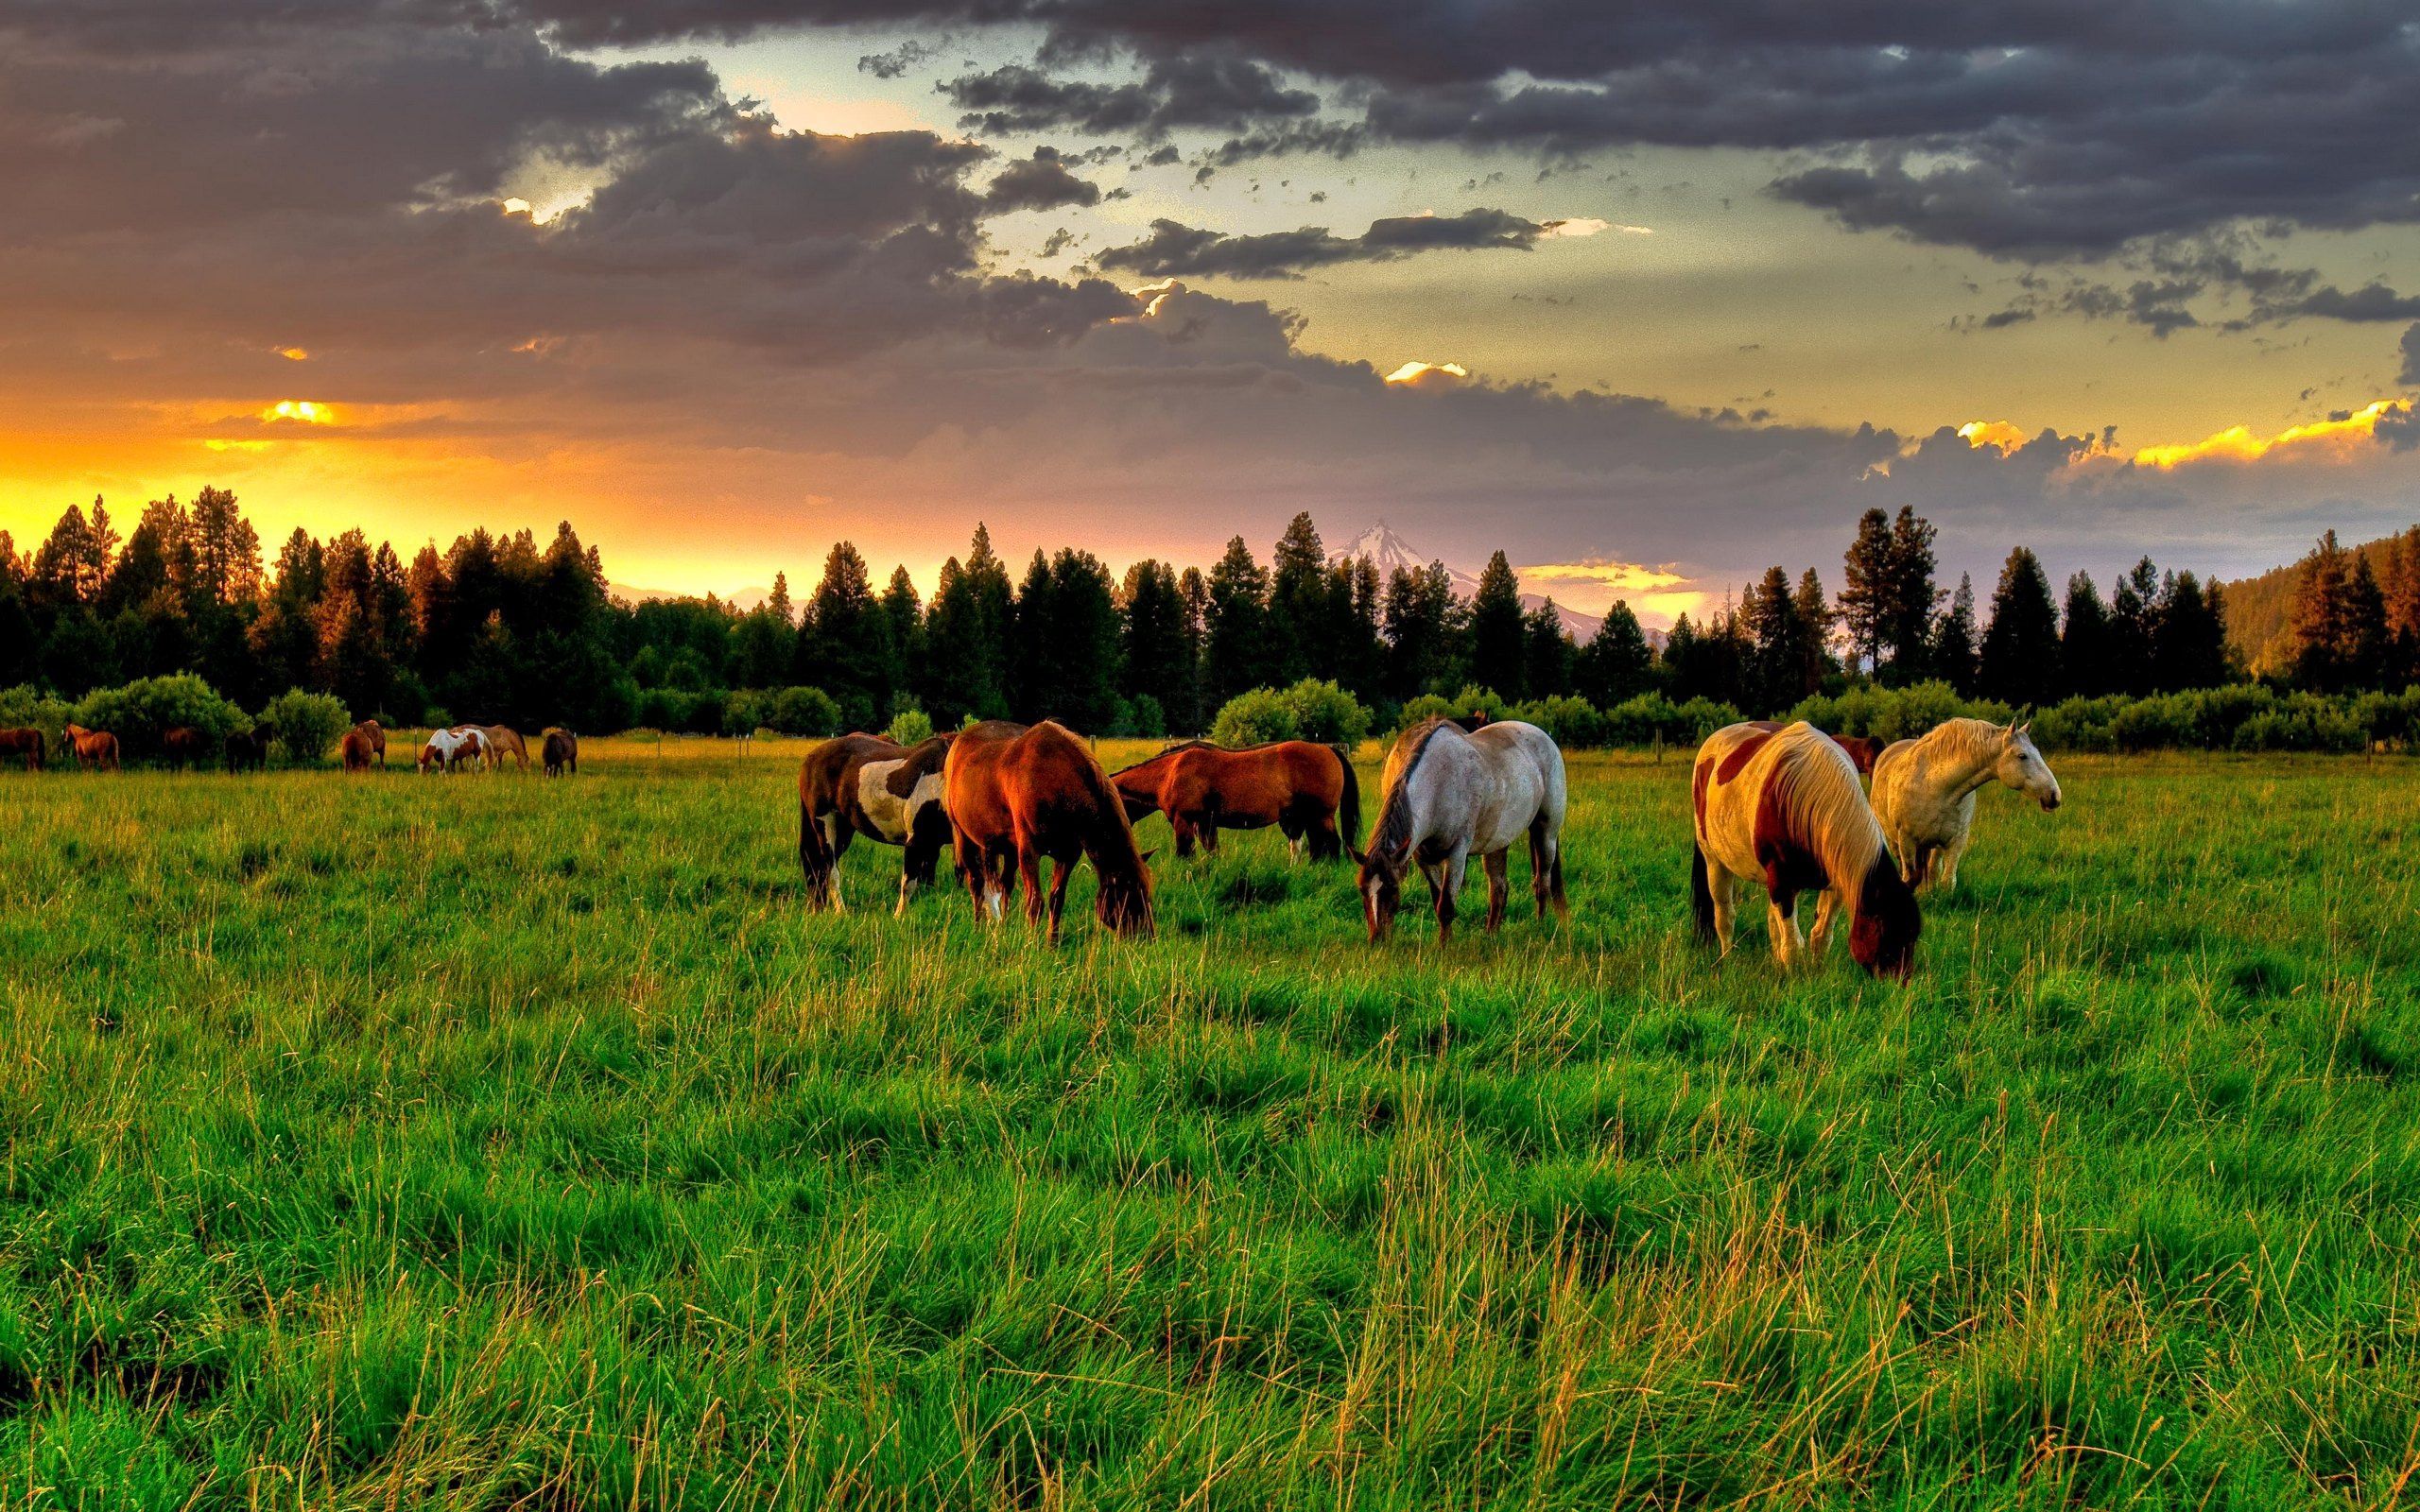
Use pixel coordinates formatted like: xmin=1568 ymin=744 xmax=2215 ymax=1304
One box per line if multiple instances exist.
xmin=1850 ymin=860 xmax=1922 ymax=981
xmin=1095 ymin=852 xmax=1155 ymax=937
xmin=1996 ymin=719 xmax=2061 ymax=811
xmin=1357 ymin=835 xmax=1413 ymax=942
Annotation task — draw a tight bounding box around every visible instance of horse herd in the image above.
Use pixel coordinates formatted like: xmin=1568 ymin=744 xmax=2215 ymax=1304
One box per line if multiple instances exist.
xmin=798 ymin=711 xmax=2063 ymax=975
xmin=0 ymin=717 xmax=581 ymax=778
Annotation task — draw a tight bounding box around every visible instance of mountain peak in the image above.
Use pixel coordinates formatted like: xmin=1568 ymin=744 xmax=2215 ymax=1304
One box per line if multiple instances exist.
xmin=1327 ymin=522 xmax=1609 ymax=643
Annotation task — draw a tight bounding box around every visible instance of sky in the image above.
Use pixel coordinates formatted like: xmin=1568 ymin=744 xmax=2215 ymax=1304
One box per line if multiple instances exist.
xmin=3 ymin=0 xmax=2417 ymax=625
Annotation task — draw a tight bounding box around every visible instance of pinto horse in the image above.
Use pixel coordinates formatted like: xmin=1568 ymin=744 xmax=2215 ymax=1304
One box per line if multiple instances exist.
xmin=1691 ymin=721 xmax=1918 ymax=979
xmin=1110 ymin=740 xmax=1361 ymax=861
xmin=1357 ymin=718 xmax=1567 ymax=943
xmin=945 ymin=720 xmax=1152 ymax=942
xmin=797 ymin=731 xmax=957 ymax=913
xmin=0 ymin=728 xmax=43 ymax=772
xmin=60 ymin=724 xmax=119 ymax=772
xmin=419 ymin=726 xmax=484 ymax=773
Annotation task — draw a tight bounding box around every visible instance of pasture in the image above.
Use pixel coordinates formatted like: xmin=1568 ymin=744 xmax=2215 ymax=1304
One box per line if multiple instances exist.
xmin=0 ymin=738 xmax=2412 ymax=1508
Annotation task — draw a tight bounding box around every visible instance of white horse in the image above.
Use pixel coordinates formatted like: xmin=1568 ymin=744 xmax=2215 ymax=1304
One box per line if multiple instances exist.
xmin=1692 ymin=720 xmax=1919 ymax=978
xmin=419 ymin=726 xmax=487 ymax=774
xmin=1870 ymin=717 xmax=2062 ymax=890
xmin=1357 ymin=718 xmax=1566 ymax=942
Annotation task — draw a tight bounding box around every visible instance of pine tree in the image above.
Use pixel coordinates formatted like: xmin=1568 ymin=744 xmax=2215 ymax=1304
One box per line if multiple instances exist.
xmin=1176 ymin=566 xmax=1210 ymax=731
xmin=2151 ymin=570 xmax=2229 ymax=692
xmin=1790 ymin=569 xmax=1834 ymax=698
xmin=1267 ymin=512 xmax=1328 ymax=684
xmin=1203 ymin=536 xmax=1272 ymax=707
xmin=1882 ymin=506 xmax=1940 ymax=683
xmin=2381 ymin=526 xmax=2420 ymax=688
xmin=1737 ymin=566 xmax=1804 ymax=713
xmin=878 ymin=566 xmax=921 ymax=711
xmin=1118 ymin=559 xmax=1188 ymax=713
xmin=2061 ymin=573 xmax=2111 ymax=696
xmin=799 ymin=541 xmax=888 ymax=727
xmin=1383 ymin=561 xmax=1462 ymax=702
xmin=1979 ymin=547 xmax=2062 ymax=707
xmin=1934 ymin=573 xmax=1979 ymax=695
xmin=2287 ymin=530 xmax=2381 ymax=692
xmin=1521 ymin=601 xmax=1574 ymax=699
xmin=2107 ymin=557 xmax=2160 ymax=696
xmin=1467 ymin=550 xmax=1526 ymax=697
xmin=1837 ymin=507 xmax=1894 ymax=676
xmin=1575 ymin=601 xmax=1653 ymax=708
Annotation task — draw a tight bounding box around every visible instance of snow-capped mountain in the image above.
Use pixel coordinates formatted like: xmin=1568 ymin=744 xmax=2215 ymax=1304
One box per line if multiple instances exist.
xmin=1327 ymin=522 xmax=1609 ymax=643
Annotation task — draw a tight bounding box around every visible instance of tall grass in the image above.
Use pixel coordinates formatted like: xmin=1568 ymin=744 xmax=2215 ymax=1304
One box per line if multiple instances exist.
xmin=0 ymin=738 xmax=2411 ymax=1507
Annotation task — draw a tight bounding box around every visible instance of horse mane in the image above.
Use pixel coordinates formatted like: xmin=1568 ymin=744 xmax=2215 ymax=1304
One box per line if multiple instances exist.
xmin=1761 ymin=725 xmax=1891 ymax=895
xmin=1911 ymin=716 xmax=2007 ymax=768
xmin=883 ymin=732 xmax=955 ymax=797
xmin=1367 ymin=718 xmax=1454 ymax=859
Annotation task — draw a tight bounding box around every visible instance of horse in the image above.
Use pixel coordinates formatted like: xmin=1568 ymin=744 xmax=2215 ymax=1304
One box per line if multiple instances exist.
xmin=1109 ymin=740 xmax=1361 ymax=861
xmin=340 ymin=728 xmax=375 ymax=773
xmin=543 ymin=728 xmax=578 ymax=777
xmin=60 ymin=724 xmax=119 ymax=772
xmin=224 ymin=728 xmax=268 ymax=774
xmin=1870 ymin=717 xmax=2062 ymax=891
xmin=419 ymin=726 xmax=483 ymax=774
xmin=1691 ymin=721 xmax=1919 ymax=978
xmin=0 ymin=728 xmax=43 ymax=772
xmin=1357 ymin=718 xmax=1566 ymax=943
xmin=477 ymin=725 xmax=529 ymax=772
xmin=161 ymin=726 xmax=210 ymax=768
xmin=353 ymin=720 xmax=388 ymax=767
xmin=797 ymin=731 xmax=958 ymax=913
xmin=945 ymin=720 xmax=1153 ymax=943
xmin=1745 ymin=720 xmax=1882 ymax=777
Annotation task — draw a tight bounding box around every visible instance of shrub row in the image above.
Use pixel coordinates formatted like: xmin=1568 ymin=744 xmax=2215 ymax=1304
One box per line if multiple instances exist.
xmin=0 ymin=677 xmax=347 ymax=763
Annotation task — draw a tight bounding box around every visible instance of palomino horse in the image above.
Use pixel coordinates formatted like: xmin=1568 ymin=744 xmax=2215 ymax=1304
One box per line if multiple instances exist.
xmin=797 ymin=731 xmax=957 ymax=913
xmin=1691 ymin=721 xmax=1919 ymax=978
xmin=1110 ymin=740 xmax=1361 ymax=861
xmin=60 ymin=724 xmax=119 ymax=772
xmin=353 ymin=720 xmax=388 ymax=767
xmin=945 ymin=720 xmax=1153 ymax=942
xmin=1357 ymin=718 xmax=1566 ymax=943
xmin=419 ymin=726 xmax=484 ymax=773
xmin=0 ymin=728 xmax=43 ymax=772
xmin=340 ymin=728 xmax=375 ymax=773
xmin=543 ymin=728 xmax=578 ymax=776
xmin=1870 ymin=717 xmax=2062 ymax=891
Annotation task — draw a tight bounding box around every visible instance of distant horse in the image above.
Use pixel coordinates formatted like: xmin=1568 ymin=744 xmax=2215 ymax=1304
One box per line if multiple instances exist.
xmin=1745 ymin=720 xmax=1883 ymax=777
xmin=419 ymin=726 xmax=483 ymax=774
xmin=1691 ymin=721 xmax=1918 ymax=978
xmin=224 ymin=728 xmax=268 ymax=774
xmin=0 ymin=728 xmax=43 ymax=772
xmin=60 ymin=724 xmax=119 ymax=773
xmin=945 ymin=720 xmax=1153 ymax=942
xmin=340 ymin=728 xmax=375 ymax=773
xmin=1357 ymin=718 xmax=1566 ymax=943
xmin=543 ymin=728 xmax=578 ymax=777
xmin=161 ymin=726 xmax=210 ymax=768
xmin=1870 ymin=717 xmax=2062 ymax=891
xmin=1450 ymin=713 xmax=1493 ymax=732
xmin=353 ymin=720 xmax=388 ymax=768
xmin=798 ymin=731 xmax=957 ymax=913
xmin=477 ymin=725 xmax=529 ymax=772
xmin=1109 ymin=740 xmax=1361 ymax=861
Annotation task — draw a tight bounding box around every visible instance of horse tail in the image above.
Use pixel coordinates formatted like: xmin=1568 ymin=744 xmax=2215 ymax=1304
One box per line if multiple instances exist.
xmin=1690 ymin=844 xmax=1716 ymax=942
xmin=1331 ymin=744 xmax=1362 ymax=861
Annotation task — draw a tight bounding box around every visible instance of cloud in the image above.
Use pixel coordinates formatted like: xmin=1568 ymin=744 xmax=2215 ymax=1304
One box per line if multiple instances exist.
xmin=942 ymin=56 xmax=1317 ymax=140
xmin=1380 ymin=360 xmax=1469 ymax=389
xmin=981 ymin=146 xmax=1102 ymax=213
xmin=1098 ymin=208 xmax=1559 ymax=279
xmin=2404 ymin=323 xmax=2420 ymax=387
xmin=2130 ymin=400 xmax=2412 ymax=469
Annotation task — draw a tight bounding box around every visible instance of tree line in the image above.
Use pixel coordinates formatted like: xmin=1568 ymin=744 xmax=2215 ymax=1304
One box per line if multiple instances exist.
xmin=0 ymin=487 xmax=2411 ymax=735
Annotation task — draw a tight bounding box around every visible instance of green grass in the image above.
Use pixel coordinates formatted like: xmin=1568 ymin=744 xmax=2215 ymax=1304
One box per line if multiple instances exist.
xmin=0 ymin=737 xmax=2412 ymax=1509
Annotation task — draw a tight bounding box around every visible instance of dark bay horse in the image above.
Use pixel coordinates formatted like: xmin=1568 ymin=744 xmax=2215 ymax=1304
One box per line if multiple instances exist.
xmin=1109 ymin=740 xmax=1361 ymax=860
xmin=61 ymin=724 xmax=119 ymax=772
xmin=162 ymin=726 xmax=210 ymax=768
xmin=945 ymin=720 xmax=1152 ymax=942
xmin=797 ymin=731 xmax=957 ymax=913
xmin=543 ymin=728 xmax=578 ymax=777
xmin=224 ymin=729 xmax=268 ymax=773
xmin=0 ymin=728 xmax=43 ymax=772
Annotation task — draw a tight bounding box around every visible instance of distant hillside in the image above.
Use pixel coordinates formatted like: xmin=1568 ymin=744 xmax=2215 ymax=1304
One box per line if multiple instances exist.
xmin=610 ymin=581 xmax=770 ymax=613
xmin=1328 ymin=521 xmax=1641 ymax=645
xmin=2216 ymin=529 xmax=2411 ymax=678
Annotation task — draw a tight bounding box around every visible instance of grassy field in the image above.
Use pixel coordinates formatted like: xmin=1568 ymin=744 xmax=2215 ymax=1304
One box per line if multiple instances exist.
xmin=0 ymin=735 xmax=2413 ymax=1509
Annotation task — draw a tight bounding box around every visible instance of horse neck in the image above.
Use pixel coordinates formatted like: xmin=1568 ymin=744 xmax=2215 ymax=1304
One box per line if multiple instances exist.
xmin=1916 ymin=722 xmax=2003 ymax=799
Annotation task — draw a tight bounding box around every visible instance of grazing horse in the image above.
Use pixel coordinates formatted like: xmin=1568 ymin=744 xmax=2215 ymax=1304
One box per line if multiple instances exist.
xmin=419 ymin=726 xmax=483 ymax=774
xmin=945 ymin=720 xmax=1153 ymax=943
xmin=224 ymin=729 xmax=268 ymax=773
xmin=340 ymin=728 xmax=375 ymax=773
xmin=161 ymin=726 xmax=210 ymax=768
xmin=1745 ymin=720 xmax=1882 ymax=777
xmin=797 ymin=731 xmax=958 ymax=913
xmin=1109 ymin=740 xmax=1361 ymax=861
xmin=1691 ymin=721 xmax=1919 ymax=978
xmin=1870 ymin=717 xmax=2062 ymax=891
xmin=60 ymin=724 xmax=119 ymax=772
xmin=1357 ymin=718 xmax=1567 ymax=943
xmin=353 ymin=720 xmax=388 ymax=768
xmin=543 ymin=728 xmax=578 ymax=777
xmin=0 ymin=727 xmax=43 ymax=772
xmin=477 ymin=725 xmax=529 ymax=772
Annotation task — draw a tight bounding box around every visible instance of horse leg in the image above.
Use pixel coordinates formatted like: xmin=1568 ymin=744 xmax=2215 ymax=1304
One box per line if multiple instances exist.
xmin=1431 ymin=847 xmax=1467 ymax=942
xmin=1710 ymin=868 xmax=1737 ymax=955
xmin=1172 ymin=813 xmax=1197 ymax=859
xmin=1045 ymin=852 xmax=1076 ymax=945
xmin=823 ymin=820 xmax=854 ymax=913
xmin=1766 ymin=887 xmax=1805 ymax=970
xmin=1807 ymin=889 xmax=1841 ymax=959
xmin=1019 ymin=843 xmax=1047 ymax=928
xmin=1527 ymin=820 xmax=1566 ymax=920
xmin=1481 ymin=848 xmax=1509 ymax=932
xmin=1938 ymin=831 xmax=1970 ymax=891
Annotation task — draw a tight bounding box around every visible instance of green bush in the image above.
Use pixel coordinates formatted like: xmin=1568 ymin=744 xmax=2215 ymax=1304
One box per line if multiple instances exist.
xmin=886 ymin=706 xmax=936 ymax=745
xmin=1119 ymin=694 xmax=1165 ymax=740
xmin=1211 ymin=679 xmax=1372 ymax=747
xmin=1211 ymin=687 xmax=1296 ymax=746
xmin=70 ymin=675 xmax=251 ymax=760
xmin=769 ymin=686 xmax=842 ymax=737
xmin=256 ymin=688 xmax=349 ymax=765
xmin=722 ymin=689 xmax=770 ymax=737
xmin=1508 ymin=695 xmax=1607 ymax=747
xmin=1400 ymin=685 xmax=1509 ymax=730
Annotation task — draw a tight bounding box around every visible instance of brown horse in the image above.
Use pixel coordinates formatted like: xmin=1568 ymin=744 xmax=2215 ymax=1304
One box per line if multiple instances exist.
xmin=945 ymin=720 xmax=1152 ymax=942
xmin=224 ymin=729 xmax=268 ymax=773
xmin=353 ymin=720 xmax=388 ymax=767
xmin=340 ymin=728 xmax=375 ymax=773
xmin=797 ymin=731 xmax=957 ymax=912
xmin=61 ymin=724 xmax=119 ymax=772
xmin=478 ymin=725 xmax=529 ymax=772
xmin=162 ymin=726 xmax=210 ymax=768
xmin=0 ymin=728 xmax=43 ymax=772
xmin=1745 ymin=720 xmax=1882 ymax=777
xmin=1109 ymin=740 xmax=1361 ymax=861
xmin=543 ymin=728 xmax=578 ymax=777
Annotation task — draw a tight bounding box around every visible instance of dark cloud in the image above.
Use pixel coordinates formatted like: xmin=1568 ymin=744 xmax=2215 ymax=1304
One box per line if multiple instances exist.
xmin=942 ymin=55 xmax=1315 ymax=139
xmin=2403 ymin=323 xmax=2420 ymax=387
xmin=1980 ymin=309 xmax=2035 ymax=330
xmin=1098 ymin=208 xmax=1551 ymax=279
xmin=856 ymin=39 xmax=938 ymax=78
xmin=981 ymin=146 xmax=1101 ymax=213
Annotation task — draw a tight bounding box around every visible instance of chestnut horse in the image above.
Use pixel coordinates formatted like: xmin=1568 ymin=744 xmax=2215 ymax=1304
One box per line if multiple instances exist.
xmin=1691 ymin=721 xmax=1919 ymax=979
xmin=340 ymin=728 xmax=375 ymax=773
xmin=60 ymin=724 xmax=119 ymax=772
xmin=478 ymin=725 xmax=529 ymax=772
xmin=1109 ymin=740 xmax=1361 ymax=861
xmin=353 ymin=720 xmax=388 ymax=767
xmin=797 ymin=731 xmax=957 ymax=913
xmin=0 ymin=728 xmax=43 ymax=772
xmin=945 ymin=720 xmax=1152 ymax=942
